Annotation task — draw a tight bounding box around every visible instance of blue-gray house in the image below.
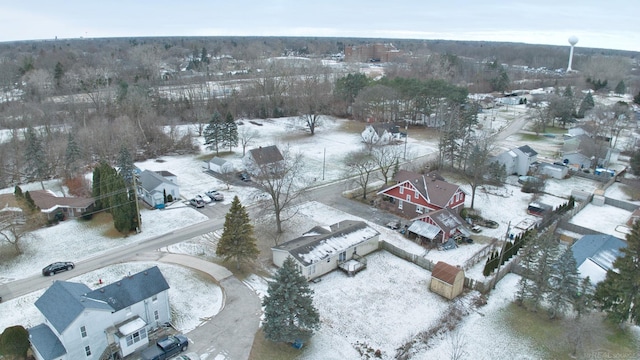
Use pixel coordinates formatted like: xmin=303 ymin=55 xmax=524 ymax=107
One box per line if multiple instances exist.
xmin=29 ymin=266 xmax=171 ymax=360
xmin=571 ymin=234 xmax=627 ymax=284
xmin=138 ymin=170 xmax=180 ymax=208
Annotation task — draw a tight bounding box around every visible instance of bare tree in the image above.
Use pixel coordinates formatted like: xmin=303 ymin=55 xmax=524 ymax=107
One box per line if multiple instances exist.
xmin=238 ymin=126 xmax=260 ymax=157
xmin=249 ymin=147 xmax=309 ymax=235
xmin=0 ymin=210 xmax=44 ymax=255
xmin=372 ymin=145 xmax=402 ymax=185
xmin=463 ymin=134 xmax=496 ymax=209
xmin=448 ymin=329 xmax=468 ymax=360
xmin=291 ymin=66 xmax=332 ymax=135
xmin=344 ymin=150 xmax=377 ymax=200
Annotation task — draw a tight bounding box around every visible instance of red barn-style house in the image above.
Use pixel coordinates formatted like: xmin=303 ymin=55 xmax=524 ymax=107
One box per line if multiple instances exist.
xmin=377 ymin=170 xmax=467 ymax=218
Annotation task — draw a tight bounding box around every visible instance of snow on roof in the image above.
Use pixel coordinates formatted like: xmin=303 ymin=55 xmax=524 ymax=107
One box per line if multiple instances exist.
xmin=275 ymin=221 xmax=379 ymax=266
xmin=577 ymin=258 xmax=607 ymax=284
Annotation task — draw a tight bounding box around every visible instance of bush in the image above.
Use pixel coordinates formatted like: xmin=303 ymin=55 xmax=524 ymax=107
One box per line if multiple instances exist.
xmin=167 ymin=194 xmax=173 ymax=202
xmin=0 ymin=325 xmax=30 ymax=359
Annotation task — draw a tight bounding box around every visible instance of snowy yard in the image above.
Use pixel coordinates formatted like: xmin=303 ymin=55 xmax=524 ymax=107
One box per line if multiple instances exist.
xmin=1 ymin=114 xmax=639 ymax=359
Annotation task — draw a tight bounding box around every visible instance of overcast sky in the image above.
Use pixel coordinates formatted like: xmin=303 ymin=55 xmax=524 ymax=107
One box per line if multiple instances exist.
xmin=1 ymin=1 xmax=638 ymax=52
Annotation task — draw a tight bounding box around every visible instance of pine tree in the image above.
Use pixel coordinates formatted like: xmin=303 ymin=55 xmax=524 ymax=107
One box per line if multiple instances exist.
xmin=223 ymin=112 xmax=238 ymax=152
xmin=24 ymin=126 xmax=48 ymax=184
xmin=634 ymin=91 xmax=640 ymax=105
xmin=92 ymin=164 xmax=103 ymax=210
xmin=117 ymin=145 xmax=135 ymax=187
xmin=547 ymin=247 xmax=580 ymax=319
xmin=577 ymin=92 xmax=595 ymax=118
xmin=216 ymin=196 xmax=259 ymax=269
xmin=111 ymin=174 xmax=134 ymax=234
xmin=527 ymin=232 xmax=559 ymax=311
xmin=574 ymin=277 xmax=594 ymax=318
xmin=595 ymin=221 xmax=640 ymax=325
xmin=262 ymin=257 xmax=320 ymax=344
xmin=54 ymin=62 xmax=64 ymax=88
xmin=24 ymin=191 xmax=37 ymax=212
xmin=64 ymin=132 xmax=82 ymax=179
xmin=204 ymin=112 xmax=225 ymax=154
xmin=614 ymin=80 xmax=626 ymax=95
xmin=14 ymin=186 xmax=23 ymax=199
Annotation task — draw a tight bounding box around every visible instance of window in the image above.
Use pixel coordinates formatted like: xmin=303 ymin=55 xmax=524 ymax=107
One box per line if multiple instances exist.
xmin=85 ymin=346 xmax=91 ymax=357
xmin=125 ymin=329 xmax=147 ymax=347
xmin=154 ymin=310 xmax=159 ymax=320
xmin=414 ymin=190 xmax=419 ymax=199
xmin=416 ymin=206 xmax=424 ymax=214
xmin=307 ymin=264 xmax=316 ymax=276
xmin=80 ymin=325 xmax=87 ymax=338
xmin=398 ymin=200 xmax=403 ymax=210
xmin=152 ymin=294 xmax=158 ymax=302
xmin=339 ymin=252 xmax=346 ymax=262
xmin=406 ymin=195 xmax=411 ymax=202
xmin=399 ymin=186 xmax=404 ymax=194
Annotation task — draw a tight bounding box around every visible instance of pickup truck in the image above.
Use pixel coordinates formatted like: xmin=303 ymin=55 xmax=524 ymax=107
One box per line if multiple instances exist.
xmin=141 ymin=334 xmax=189 ymax=360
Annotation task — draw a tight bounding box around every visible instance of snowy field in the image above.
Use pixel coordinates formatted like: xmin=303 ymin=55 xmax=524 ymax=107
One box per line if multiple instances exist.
xmin=1 ymin=113 xmax=639 ymax=359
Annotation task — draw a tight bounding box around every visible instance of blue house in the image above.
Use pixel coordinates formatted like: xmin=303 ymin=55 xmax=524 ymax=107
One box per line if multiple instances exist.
xmin=138 ymin=170 xmax=180 ymax=208
xmin=29 ymin=266 xmax=171 ymax=360
xmin=571 ymin=234 xmax=627 ymax=284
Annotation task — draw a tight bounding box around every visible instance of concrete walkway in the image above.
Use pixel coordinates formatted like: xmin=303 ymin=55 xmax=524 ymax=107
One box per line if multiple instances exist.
xmin=141 ymin=251 xmax=261 ymax=360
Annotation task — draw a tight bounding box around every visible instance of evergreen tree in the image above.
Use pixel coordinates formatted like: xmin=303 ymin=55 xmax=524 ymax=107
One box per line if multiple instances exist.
xmin=98 ymin=162 xmax=116 ymax=212
xmin=595 ymin=221 xmax=640 ymax=325
xmin=53 ymin=62 xmax=64 ymax=88
xmin=204 ymin=112 xmax=225 ymax=154
xmin=547 ymin=247 xmax=580 ymax=319
xmin=24 ymin=126 xmax=48 ymax=184
xmin=24 ymin=191 xmax=37 ymax=212
xmin=614 ymin=80 xmax=626 ymax=95
xmin=14 ymin=185 xmax=23 ymax=199
xmin=262 ymin=257 xmax=320 ymax=343
xmin=117 ymin=145 xmax=135 ymax=187
xmin=634 ymin=91 xmax=640 ymax=105
xmin=630 ymin=151 xmax=640 ymax=175
xmin=111 ymin=174 xmax=137 ymax=234
xmin=577 ymin=92 xmax=595 ymax=118
xmin=574 ymin=277 xmax=594 ymax=318
xmin=64 ymin=132 xmax=82 ymax=178
xmin=216 ymin=196 xmax=259 ymax=269
xmin=92 ymin=163 xmax=103 ymax=210
xmin=223 ymin=112 xmax=238 ymax=152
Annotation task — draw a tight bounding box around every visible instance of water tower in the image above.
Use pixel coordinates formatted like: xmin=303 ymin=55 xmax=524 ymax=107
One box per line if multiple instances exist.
xmin=567 ymin=36 xmax=578 ymax=72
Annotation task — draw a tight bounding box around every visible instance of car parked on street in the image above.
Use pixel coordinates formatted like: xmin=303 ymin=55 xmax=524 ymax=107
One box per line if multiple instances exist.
xmin=205 ymin=190 xmax=224 ymax=201
xmin=42 ymin=262 xmax=75 ymax=276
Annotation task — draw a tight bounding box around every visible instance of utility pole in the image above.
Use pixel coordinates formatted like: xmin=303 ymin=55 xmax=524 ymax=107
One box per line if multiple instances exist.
xmin=492 ymin=221 xmax=511 ymax=290
xmin=132 ymin=173 xmax=142 ymax=233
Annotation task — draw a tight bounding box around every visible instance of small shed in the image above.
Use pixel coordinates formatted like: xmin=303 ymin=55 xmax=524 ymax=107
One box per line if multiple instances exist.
xmin=538 ymin=163 xmax=568 ymax=179
xmin=430 ymin=261 xmax=465 ymax=300
xmin=208 ymin=157 xmax=233 ymax=174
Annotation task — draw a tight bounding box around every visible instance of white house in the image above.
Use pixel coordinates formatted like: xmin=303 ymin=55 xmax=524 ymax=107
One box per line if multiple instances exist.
xmin=271 ymin=220 xmax=380 ymax=280
xmin=492 ymin=145 xmax=538 ymax=176
xmin=138 ymin=170 xmax=180 ymax=208
xmin=361 ymin=123 xmax=401 ymax=145
xmin=243 ymin=145 xmax=284 ymax=176
xmin=28 ymin=266 xmax=171 ymax=360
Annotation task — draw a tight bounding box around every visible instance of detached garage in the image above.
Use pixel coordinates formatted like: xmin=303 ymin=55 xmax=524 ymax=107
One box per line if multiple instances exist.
xmin=430 ymin=261 xmax=465 ymax=300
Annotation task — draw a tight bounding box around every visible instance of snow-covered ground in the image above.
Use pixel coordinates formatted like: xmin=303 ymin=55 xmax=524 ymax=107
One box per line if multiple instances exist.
xmin=1 ymin=113 xmax=639 ymax=359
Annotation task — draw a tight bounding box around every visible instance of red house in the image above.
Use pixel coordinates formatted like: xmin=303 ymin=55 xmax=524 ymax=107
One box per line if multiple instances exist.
xmin=377 ymin=170 xmax=466 ymax=218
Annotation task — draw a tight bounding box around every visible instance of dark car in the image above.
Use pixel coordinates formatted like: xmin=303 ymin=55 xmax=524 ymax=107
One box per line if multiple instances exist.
xmin=239 ymin=173 xmax=251 ymax=182
xmin=42 ymin=262 xmax=75 ymax=276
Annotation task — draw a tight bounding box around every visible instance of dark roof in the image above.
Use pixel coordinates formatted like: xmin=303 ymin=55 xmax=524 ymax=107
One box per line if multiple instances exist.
xmin=34 ymin=281 xmax=95 ymax=333
xmin=28 ymin=324 xmax=67 ymax=360
xmin=517 ymin=145 xmax=538 ymax=157
xmin=273 ymin=220 xmax=379 ymax=266
xmin=371 ymin=123 xmax=399 ymax=136
xmin=431 ymin=261 xmax=463 ymax=285
xmin=413 ymin=208 xmax=466 ymax=233
xmin=248 ymin=145 xmax=284 ymax=166
xmin=29 ymin=190 xmax=94 ymax=212
xmin=86 ymin=266 xmax=170 ymax=312
xmin=572 ymin=234 xmax=627 ymax=271
xmin=382 ymin=170 xmax=461 ymax=209
xmin=155 ymin=170 xmax=176 ymax=177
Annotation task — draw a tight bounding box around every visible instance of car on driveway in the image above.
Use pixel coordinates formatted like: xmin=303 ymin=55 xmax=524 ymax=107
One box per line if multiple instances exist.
xmin=42 ymin=262 xmax=75 ymax=276
xmin=189 ymin=198 xmax=205 ymax=208
xmin=195 ymin=194 xmax=211 ymax=203
xmin=238 ymin=172 xmax=251 ymax=182
xmin=205 ymin=190 xmax=224 ymax=201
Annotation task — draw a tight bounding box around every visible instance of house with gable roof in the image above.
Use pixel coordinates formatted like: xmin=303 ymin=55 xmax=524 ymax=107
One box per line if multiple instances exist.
xmin=28 ymin=266 xmax=171 ymax=360
xmin=271 ymin=220 xmax=380 ymax=280
xmin=407 ymin=208 xmax=470 ymax=244
xmin=138 ymin=170 xmax=180 ymax=208
xmin=377 ymin=170 xmax=467 ymax=218
xmin=361 ymin=123 xmax=401 ymax=146
xmin=492 ymin=145 xmax=538 ymax=176
xmin=28 ymin=190 xmax=94 ymax=221
xmin=243 ymin=145 xmax=284 ymax=176
xmin=571 ymin=234 xmax=627 ymax=284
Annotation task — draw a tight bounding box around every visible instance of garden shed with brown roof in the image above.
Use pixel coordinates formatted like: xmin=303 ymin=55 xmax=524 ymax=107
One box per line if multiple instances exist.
xmin=430 ymin=261 xmax=465 ymax=300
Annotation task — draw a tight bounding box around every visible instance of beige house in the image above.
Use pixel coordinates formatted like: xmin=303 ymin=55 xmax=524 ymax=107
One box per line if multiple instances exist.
xmin=430 ymin=261 xmax=465 ymax=300
xmin=271 ymin=220 xmax=380 ymax=281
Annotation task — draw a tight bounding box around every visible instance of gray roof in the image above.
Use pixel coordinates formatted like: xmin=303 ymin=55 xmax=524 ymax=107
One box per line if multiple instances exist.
xmin=517 ymin=145 xmax=538 ymax=157
xmin=248 ymin=145 xmax=284 ymax=166
xmin=273 ymin=220 xmax=379 ymax=266
xmin=209 ymin=156 xmax=228 ymax=166
xmin=34 ymin=267 xmax=169 ymax=333
xmin=28 ymin=324 xmax=67 ymax=360
xmin=572 ymin=234 xmax=627 ymax=271
xmin=85 ymin=266 xmax=170 ymax=312
xmin=139 ymin=170 xmax=176 ymax=192
xmin=34 ymin=281 xmax=95 ymax=333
